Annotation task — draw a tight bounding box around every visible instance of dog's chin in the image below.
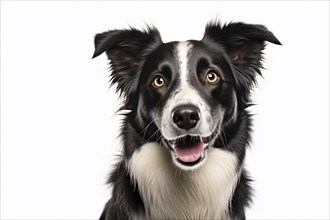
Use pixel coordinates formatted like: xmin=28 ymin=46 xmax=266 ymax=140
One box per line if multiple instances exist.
xmin=164 ymin=135 xmax=212 ymax=171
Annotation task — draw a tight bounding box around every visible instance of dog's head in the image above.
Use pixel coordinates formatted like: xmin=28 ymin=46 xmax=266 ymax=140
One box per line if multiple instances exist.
xmin=93 ymin=22 xmax=280 ymax=170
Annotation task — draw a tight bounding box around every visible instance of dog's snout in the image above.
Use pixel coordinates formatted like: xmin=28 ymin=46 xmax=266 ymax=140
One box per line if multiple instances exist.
xmin=172 ymin=105 xmax=200 ymax=130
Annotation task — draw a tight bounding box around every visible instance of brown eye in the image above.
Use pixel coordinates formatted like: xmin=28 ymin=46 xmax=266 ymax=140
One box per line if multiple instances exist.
xmin=205 ymin=71 xmax=219 ymax=84
xmin=153 ymin=76 xmax=165 ymax=88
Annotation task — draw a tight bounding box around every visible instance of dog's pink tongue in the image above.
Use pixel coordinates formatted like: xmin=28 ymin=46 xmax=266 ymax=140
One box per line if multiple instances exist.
xmin=174 ymin=140 xmax=204 ymax=163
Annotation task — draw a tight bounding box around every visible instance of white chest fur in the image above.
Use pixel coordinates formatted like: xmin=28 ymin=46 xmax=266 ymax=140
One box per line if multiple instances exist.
xmin=127 ymin=143 xmax=239 ymax=219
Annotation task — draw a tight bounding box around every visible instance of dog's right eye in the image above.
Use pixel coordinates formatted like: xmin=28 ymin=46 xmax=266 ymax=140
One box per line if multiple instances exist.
xmin=152 ymin=76 xmax=165 ymax=88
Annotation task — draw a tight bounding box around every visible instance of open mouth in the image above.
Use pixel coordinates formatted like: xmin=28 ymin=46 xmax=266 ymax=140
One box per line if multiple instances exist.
xmin=167 ymin=135 xmax=210 ymax=167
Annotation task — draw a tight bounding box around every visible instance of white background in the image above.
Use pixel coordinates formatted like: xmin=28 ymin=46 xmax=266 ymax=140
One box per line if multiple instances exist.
xmin=1 ymin=1 xmax=329 ymax=219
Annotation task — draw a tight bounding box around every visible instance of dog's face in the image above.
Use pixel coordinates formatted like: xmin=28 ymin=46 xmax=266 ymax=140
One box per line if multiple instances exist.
xmin=93 ymin=22 xmax=281 ymax=170
xmin=137 ymin=40 xmax=237 ymax=169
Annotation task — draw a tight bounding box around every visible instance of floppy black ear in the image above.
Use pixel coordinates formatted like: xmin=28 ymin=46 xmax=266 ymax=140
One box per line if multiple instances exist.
xmin=92 ymin=27 xmax=162 ymax=108
xmin=203 ymin=21 xmax=281 ymax=64
xmin=203 ymin=21 xmax=281 ymax=105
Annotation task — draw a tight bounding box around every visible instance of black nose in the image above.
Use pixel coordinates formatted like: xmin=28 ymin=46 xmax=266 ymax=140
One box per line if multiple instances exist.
xmin=172 ymin=105 xmax=200 ymax=130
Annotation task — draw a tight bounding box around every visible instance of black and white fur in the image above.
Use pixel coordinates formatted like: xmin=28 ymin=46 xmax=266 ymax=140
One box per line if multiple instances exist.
xmin=93 ymin=21 xmax=281 ymax=220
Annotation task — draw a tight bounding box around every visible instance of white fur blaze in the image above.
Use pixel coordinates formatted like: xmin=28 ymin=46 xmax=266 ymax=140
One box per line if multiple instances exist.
xmin=177 ymin=41 xmax=191 ymax=88
xmin=160 ymin=41 xmax=214 ymax=140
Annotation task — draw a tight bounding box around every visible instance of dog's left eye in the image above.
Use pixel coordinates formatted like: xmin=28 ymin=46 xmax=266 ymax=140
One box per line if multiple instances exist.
xmin=205 ymin=71 xmax=219 ymax=84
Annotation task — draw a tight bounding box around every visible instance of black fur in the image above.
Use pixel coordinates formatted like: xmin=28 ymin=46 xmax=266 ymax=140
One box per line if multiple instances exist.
xmin=93 ymin=21 xmax=280 ymax=220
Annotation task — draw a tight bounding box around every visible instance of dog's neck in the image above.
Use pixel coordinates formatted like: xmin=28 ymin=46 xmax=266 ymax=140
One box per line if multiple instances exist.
xmin=127 ymin=143 xmax=239 ymax=219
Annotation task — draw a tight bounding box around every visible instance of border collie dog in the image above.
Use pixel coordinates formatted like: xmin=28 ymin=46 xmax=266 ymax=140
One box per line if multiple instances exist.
xmin=93 ymin=21 xmax=280 ymax=220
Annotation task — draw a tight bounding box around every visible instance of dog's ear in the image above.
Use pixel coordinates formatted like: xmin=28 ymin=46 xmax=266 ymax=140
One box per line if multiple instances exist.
xmin=92 ymin=27 xmax=162 ymax=108
xmin=203 ymin=21 xmax=281 ymax=65
xmin=203 ymin=21 xmax=281 ymax=105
